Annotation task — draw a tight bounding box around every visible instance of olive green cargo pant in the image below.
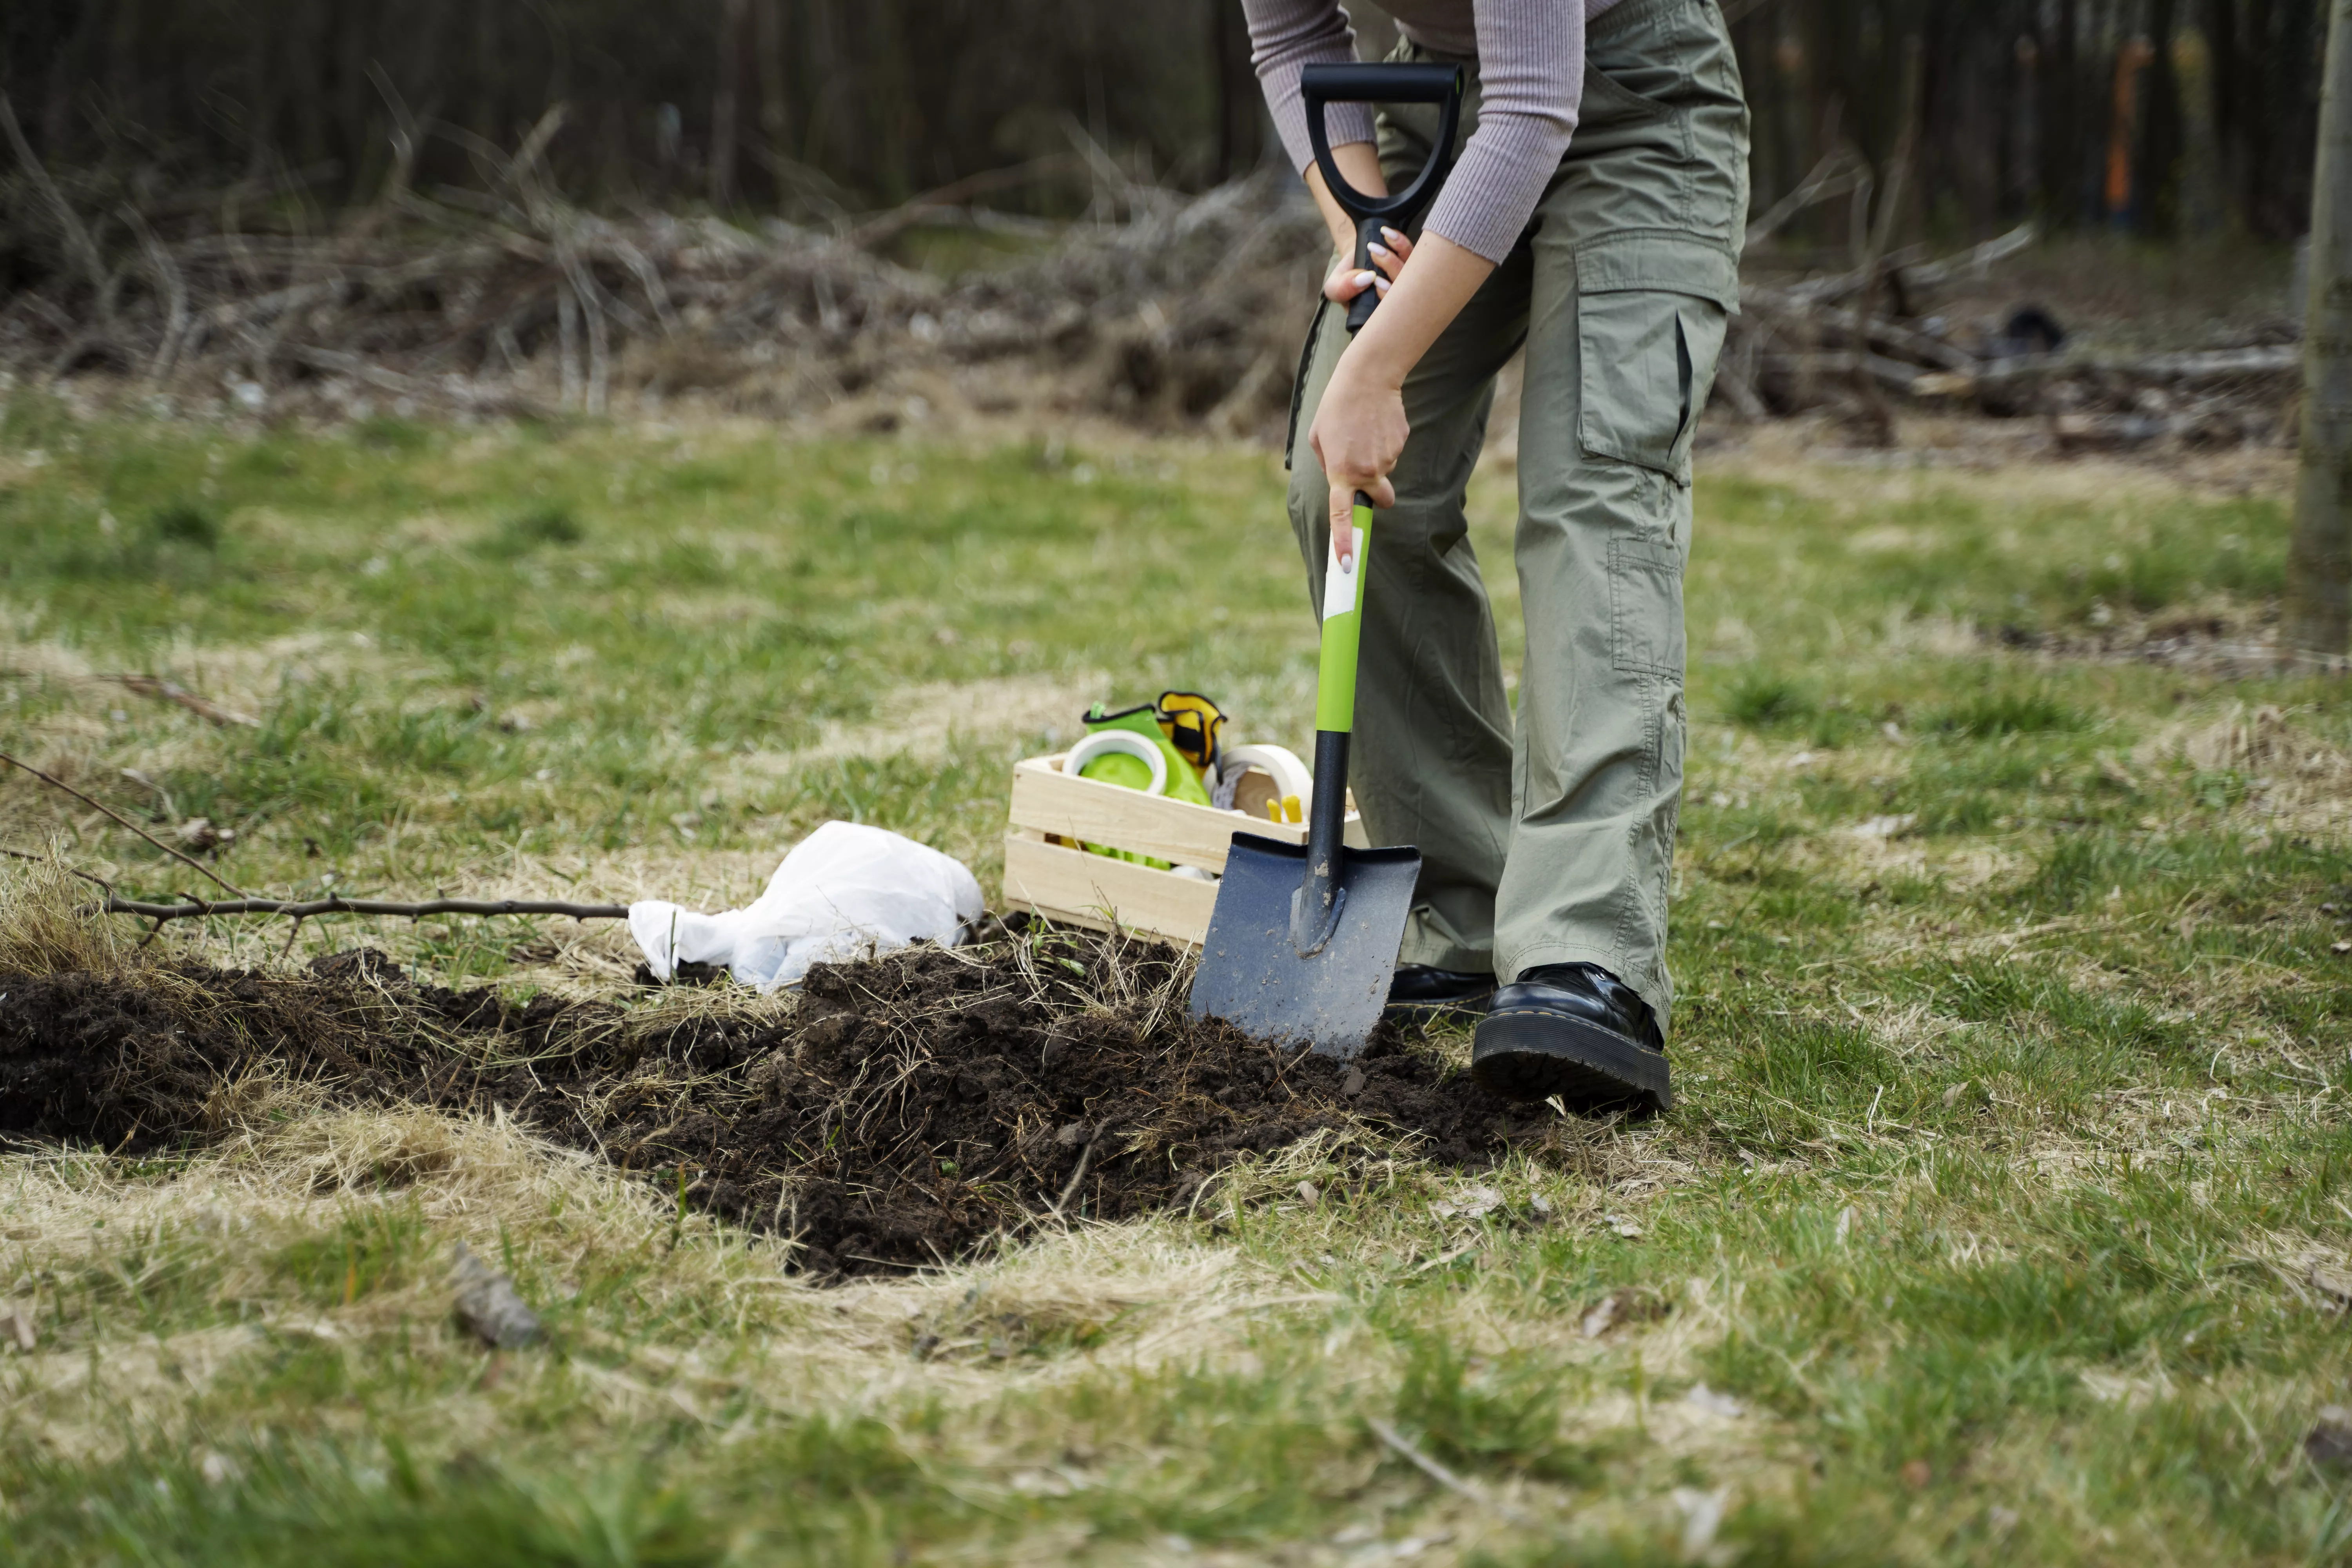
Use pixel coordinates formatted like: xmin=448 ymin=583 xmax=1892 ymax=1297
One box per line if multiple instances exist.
xmin=1286 ymin=0 xmax=1748 ymax=1033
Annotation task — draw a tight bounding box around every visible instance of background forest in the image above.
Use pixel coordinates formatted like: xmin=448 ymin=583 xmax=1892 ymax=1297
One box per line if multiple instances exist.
xmin=0 ymin=0 xmax=2327 ymax=246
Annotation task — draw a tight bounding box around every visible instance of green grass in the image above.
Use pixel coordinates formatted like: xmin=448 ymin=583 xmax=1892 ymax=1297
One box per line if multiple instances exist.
xmin=3 ymin=396 xmax=2351 ymax=1564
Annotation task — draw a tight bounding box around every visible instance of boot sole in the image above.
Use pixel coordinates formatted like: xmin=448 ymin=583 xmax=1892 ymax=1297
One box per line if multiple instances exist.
xmin=1471 ymin=1007 xmax=1672 ymax=1112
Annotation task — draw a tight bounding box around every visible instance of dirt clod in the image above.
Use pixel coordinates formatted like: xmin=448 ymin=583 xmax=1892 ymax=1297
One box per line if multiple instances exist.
xmin=0 ymin=926 xmax=1553 ymax=1275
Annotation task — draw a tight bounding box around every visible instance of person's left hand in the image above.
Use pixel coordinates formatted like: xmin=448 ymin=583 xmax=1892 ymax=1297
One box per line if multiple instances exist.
xmin=1323 ymin=224 xmax=1413 ymax=307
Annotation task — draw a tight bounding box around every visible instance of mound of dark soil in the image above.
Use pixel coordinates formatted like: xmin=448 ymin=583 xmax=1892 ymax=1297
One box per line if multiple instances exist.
xmin=0 ymin=926 xmax=1553 ymax=1275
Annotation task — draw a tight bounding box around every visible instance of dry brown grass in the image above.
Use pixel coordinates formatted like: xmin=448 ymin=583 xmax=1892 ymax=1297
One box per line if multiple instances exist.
xmin=0 ymin=846 xmax=132 ymax=978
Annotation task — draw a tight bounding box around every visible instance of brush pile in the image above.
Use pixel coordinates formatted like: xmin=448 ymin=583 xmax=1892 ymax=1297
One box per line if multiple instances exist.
xmin=2 ymin=108 xmax=2296 ymax=446
xmin=1727 ymin=243 xmax=2299 ymax=448
xmin=0 ymin=108 xmax=1322 ymax=433
xmin=0 ymin=921 xmax=1555 ymax=1275
xmin=1727 ymin=152 xmax=2298 ymax=448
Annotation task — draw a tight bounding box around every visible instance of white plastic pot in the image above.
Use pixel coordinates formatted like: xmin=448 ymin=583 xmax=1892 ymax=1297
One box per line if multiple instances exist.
xmin=1065 ymin=728 xmax=1169 ymax=795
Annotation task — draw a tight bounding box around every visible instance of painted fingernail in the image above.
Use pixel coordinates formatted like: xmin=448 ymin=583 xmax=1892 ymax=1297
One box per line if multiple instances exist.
xmin=1368 ymin=243 xmax=1393 ymax=260
xmin=1382 ymin=226 xmax=1405 ymax=242
xmin=1356 ymin=271 xmax=1379 ymax=288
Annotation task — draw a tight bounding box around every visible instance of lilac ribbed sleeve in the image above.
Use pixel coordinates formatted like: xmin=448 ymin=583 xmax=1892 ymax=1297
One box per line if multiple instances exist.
xmin=1243 ymin=0 xmax=1593 ymax=265
xmin=1241 ymin=0 xmax=1375 ymax=182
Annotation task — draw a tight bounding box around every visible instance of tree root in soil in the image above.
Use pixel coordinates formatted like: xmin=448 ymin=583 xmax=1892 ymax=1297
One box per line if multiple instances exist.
xmin=0 ymin=924 xmax=1562 ymax=1276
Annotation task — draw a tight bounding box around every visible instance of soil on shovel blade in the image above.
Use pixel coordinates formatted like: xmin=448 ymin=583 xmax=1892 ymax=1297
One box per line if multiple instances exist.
xmin=0 ymin=923 xmax=1558 ymax=1275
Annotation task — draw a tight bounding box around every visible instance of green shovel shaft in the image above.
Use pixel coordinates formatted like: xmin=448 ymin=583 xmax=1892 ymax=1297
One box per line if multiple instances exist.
xmin=1314 ymin=496 xmax=1374 ymax=733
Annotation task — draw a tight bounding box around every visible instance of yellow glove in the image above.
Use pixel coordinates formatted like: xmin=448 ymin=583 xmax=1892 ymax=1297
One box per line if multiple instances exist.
xmin=1154 ymin=691 xmax=1227 ymax=780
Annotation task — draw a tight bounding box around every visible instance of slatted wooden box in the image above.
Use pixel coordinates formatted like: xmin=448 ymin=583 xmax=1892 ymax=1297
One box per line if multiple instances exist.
xmin=1001 ymin=752 xmax=1367 ymax=947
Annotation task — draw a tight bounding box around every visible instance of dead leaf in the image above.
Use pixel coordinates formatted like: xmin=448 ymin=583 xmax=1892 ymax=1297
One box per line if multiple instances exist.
xmin=2310 ymin=1264 xmax=2352 ymax=1307
xmin=1899 ymin=1459 xmax=1932 ymax=1489
xmin=1430 ymin=1185 xmax=1504 ymax=1223
xmin=2307 ymin=1407 xmax=2352 ymax=1470
xmin=1684 ymin=1382 xmax=1744 ymax=1418
xmin=1580 ymin=1288 xmax=1670 ymax=1339
xmin=451 ymin=1241 xmax=542 ymax=1350
xmin=175 ymin=817 xmax=233 ymax=851
xmin=0 ymin=1302 xmax=35 ymax=1352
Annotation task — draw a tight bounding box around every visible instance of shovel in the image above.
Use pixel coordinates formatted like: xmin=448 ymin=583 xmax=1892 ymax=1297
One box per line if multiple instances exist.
xmin=1189 ymin=63 xmax=1464 ymax=1059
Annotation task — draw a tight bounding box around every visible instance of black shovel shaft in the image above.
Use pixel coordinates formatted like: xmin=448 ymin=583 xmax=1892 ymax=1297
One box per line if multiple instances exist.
xmin=1296 ymin=728 xmax=1352 ymax=941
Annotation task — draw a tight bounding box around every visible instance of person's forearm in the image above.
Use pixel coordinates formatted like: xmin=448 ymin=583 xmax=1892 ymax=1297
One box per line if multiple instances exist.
xmin=1304 ymin=143 xmax=1387 ymax=261
xmin=1338 ymin=232 xmax=1494 ymax=391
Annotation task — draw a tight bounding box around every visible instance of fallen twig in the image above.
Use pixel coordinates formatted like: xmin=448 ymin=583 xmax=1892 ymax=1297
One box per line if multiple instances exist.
xmin=0 ymin=749 xmax=243 ymax=896
xmin=0 ymin=845 xmax=114 ymax=893
xmin=99 ymin=894 xmax=628 ymax=923
xmin=107 ymin=674 xmax=260 ymax=728
xmin=1365 ymin=1417 xmax=1538 ymax=1527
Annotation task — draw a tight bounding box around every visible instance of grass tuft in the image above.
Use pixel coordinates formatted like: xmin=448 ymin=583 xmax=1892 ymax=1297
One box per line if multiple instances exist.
xmin=1723 ymin=671 xmax=1814 ymax=728
xmin=1926 ymin=686 xmax=2089 ymax=739
xmin=147 ymin=500 xmax=223 ymax=550
xmin=0 ymin=848 xmax=131 ymax=977
xmin=486 ymin=505 xmax=585 ymax=554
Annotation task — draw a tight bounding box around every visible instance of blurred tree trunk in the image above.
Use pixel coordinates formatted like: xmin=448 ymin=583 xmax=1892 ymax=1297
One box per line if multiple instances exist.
xmin=2288 ymin=0 xmax=2352 ymax=657
xmin=1212 ymin=0 xmax=1250 ymax=182
xmin=2140 ymin=0 xmax=2185 ymax=232
xmin=711 ymin=0 xmax=747 ymax=206
xmin=2041 ymin=0 xmax=2084 ymax=221
xmin=753 ymin=0 xmax=790 ymax=171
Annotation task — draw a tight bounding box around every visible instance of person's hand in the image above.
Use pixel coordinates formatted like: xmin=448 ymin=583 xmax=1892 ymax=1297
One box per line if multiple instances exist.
xmin=1308 ymin=350 xmax=1406 ymax=568
xmin=1321 ymin=225 xmax=1414 ymax=308
xmin=1312 ymin=227 xmax=1414 ymax=567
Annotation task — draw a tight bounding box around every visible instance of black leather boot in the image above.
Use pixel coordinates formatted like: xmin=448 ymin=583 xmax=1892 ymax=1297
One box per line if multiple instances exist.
xmin=1471 ymin=962 xmax=1671 ymax=1111
xmin=1383 ymin=965 xmax=1496 ymax=1024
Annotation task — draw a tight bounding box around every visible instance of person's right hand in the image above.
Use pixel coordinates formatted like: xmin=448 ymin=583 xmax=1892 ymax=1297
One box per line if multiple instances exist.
xmin=1323 ymin=225 xmax=1413 ymax=306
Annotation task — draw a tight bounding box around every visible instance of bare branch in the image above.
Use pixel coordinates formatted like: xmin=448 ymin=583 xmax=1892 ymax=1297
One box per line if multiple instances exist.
xmin=0 ymin=750 xmax=243 ymax=896
xmin=1743 ymin=147 xmax=1865 ymax=254
xmin=100 ymin=894 xmax=628 ymax=924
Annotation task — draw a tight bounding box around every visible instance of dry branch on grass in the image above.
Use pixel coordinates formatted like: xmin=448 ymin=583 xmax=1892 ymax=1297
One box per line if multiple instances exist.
xmin=98 ymin=894 xmax=629 ymax=924
xmin=0 ymin=749 xmax=242 ymax=896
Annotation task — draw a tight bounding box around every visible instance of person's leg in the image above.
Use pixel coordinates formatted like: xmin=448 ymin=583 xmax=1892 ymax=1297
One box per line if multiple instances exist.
xmin=1475 ymin=0 xmax=1749 ymax=1106
xmin=1284 ymin=86 xmax=1530 ymax=978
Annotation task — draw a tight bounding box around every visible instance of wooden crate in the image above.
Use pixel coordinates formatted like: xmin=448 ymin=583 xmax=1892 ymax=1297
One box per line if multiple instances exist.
xmin=1001 ymin=752 xmax=1367 ymax=947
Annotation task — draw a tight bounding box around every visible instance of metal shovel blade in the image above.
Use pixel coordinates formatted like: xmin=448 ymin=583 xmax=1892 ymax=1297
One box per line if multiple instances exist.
xmin=1189 ymin=831 xmax=1421 ymax=1059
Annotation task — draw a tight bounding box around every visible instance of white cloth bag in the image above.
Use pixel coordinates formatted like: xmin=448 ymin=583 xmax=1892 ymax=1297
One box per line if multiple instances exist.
xmin=628 ymin=820 xmax=984 ymax=991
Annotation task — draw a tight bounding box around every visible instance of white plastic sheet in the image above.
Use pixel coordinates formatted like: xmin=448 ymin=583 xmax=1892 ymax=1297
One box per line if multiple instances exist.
xmin=628 ymin=820 xmax=984 ymax=991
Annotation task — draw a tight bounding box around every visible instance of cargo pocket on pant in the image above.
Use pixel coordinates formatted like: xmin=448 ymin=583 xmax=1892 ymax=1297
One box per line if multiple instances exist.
xmin=1610 ymin=536 xmax=1684 ymax=677
xmin=1575 ymin=234 xmax=1736 ymax=483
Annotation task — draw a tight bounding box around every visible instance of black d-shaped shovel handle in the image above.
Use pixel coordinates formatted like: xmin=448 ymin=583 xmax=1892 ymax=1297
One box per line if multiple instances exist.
xmin=1301 ymin=62 xmax=1465 ymax=333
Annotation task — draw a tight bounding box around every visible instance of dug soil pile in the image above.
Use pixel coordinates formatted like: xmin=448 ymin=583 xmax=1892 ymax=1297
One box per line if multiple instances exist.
xmin=0 ymin=923 xmax=1554 ymax=1274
